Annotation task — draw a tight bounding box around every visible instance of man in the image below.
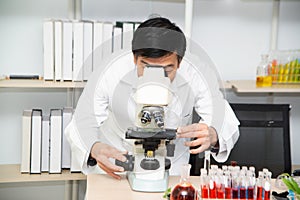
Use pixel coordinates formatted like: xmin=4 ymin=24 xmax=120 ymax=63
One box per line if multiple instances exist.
xmin=65 ymin=17 xmax=240 ymax=179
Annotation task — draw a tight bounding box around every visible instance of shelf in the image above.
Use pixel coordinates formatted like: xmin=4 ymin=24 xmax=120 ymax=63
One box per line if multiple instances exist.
xmin=0 ymin=79 xmax=86 ymax=89
xmin=230 ymin=80 xmax=300 ymax=94
xmin=0 ymin=164 xmax=86 ymax=183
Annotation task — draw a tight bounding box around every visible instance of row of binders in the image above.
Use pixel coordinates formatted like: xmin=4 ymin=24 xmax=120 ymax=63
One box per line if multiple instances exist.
xmin=21 ymin=108 xmax=79 ymax=174
xmin=43 ymin=19 xmax=141 ymax=82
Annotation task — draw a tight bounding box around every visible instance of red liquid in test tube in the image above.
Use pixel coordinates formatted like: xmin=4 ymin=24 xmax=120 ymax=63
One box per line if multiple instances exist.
xmin=225 ymin=187 xmax=232 ymax=199
xmin=240 ymin=187 xmax=246 ymax=199
xmin=232 ymin=188 xmax=239 ymax=199
xmin=257 ymin=186 xmax=263 ymax=200
xmin=217 ymin=189 xmax=224 ymax=199
xmin=247 ymin=186 xmax=254 ymax=199
xmin=201 ymin=185 xmax=209 ymax=198
xmin=209 ymin=181 xmax=216 ymax=198
xmin=264 ymin=190 xmax=270 ymax=200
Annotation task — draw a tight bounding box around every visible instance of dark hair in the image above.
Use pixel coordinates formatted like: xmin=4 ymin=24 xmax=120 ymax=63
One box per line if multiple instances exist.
xmin=132 ymin=17 xmax=186 ymax=62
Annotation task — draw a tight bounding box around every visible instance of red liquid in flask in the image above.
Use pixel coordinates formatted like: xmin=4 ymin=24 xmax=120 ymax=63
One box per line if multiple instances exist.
xmin=170 ymin=183 xmax=196 ymax=200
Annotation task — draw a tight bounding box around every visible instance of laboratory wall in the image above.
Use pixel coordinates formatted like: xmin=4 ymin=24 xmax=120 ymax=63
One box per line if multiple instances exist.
xmin=0 ymin=0 xmax=299 ymax=199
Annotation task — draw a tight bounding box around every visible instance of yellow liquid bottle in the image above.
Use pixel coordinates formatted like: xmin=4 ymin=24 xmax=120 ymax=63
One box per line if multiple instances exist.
xmin=256 ymin=54 xmax=272 ymax=87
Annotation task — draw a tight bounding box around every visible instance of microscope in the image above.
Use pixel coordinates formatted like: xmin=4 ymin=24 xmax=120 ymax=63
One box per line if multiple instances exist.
xmin=116 ymin=65 xmax=177 ymax=192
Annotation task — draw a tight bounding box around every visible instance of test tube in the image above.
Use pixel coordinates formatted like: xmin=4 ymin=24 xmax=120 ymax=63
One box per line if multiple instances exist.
xmin=256 ymin=171 xmax=264 ymax=200
xmin=264 ymin=171 xmax=272 ymax=200
xmin=200 ymin=168 xmax=209 ymax=198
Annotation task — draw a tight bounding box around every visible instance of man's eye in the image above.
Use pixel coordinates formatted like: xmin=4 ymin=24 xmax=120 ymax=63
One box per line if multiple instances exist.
xmin=164 ymin=67 xmax=173 ymax=73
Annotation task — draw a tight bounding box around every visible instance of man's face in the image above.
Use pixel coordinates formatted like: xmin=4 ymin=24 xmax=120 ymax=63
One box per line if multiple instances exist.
xmin=133 ymin=53 xmax=180 ymax=82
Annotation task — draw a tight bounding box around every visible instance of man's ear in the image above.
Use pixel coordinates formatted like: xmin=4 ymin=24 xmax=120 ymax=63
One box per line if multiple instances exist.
xmin=177 ymin=58 xmax=182 ymax=69
xmin=133 ymin=54 xmax=138 ymax=65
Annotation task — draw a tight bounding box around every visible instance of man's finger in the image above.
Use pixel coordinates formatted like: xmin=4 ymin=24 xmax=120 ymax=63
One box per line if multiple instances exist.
xmin=177 ymin=123 xmax=207 ymax=134
xmin=189 ymin=144 xmax=209 ymax=154
xmin=185 ymin=138 xmax=204 ymax=147
xmin=98 ymin=162 xmax=121 ymax=180
xmin=97 ymin=156 xmax=125 ymax=172
xmin=112 ymin=151 xmax=128 ymax=163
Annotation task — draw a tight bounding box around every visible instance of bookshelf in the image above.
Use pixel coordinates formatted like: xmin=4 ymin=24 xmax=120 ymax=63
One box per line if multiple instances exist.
xmin=0 ymin=79 xmax=85 ymax=89
xmin=0 ymin=164 xmax=86 ymax=183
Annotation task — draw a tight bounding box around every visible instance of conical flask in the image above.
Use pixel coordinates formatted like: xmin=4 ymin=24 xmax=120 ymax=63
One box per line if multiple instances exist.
xmin=170 ymin=164 xmax=197 ymax=200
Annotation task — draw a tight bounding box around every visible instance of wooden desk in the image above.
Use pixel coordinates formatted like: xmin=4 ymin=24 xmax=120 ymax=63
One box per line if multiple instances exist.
xmin=87 ymin=174 xmax=191 ymax=200
xmin=87 ymin=173 xmax=290 ymax=200
xmin=0 ymin=164 xmax=86 ymax=200
xmin=230 ymin=80 xmax=300 ymax=93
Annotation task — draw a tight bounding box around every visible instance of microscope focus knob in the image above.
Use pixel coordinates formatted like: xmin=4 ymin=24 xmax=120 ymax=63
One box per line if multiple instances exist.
xmin=115 ymin=154 xmax=135 ymax=171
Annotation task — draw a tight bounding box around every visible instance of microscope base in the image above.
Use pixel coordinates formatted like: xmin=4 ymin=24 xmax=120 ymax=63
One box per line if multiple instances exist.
xmin=127 ymin=171 xmax=169 ymax=192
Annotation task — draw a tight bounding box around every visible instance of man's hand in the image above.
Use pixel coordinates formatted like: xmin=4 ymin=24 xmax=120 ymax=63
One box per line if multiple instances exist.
xmin=177 ymin=123 xmax=218 ymax=154
xmin=91 ymin=142 xmax=128 ymax=179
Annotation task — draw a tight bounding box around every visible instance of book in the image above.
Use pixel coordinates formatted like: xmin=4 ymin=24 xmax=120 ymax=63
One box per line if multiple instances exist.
xmin=43 ymin=20 xmax=54 ymax=81
xmin=73 ymin=21 xmax=84 ymax=82
xmin=54 ymin=20 xmax=63 ymax=81
xmin=62 ymin=20 xmax=73 ymax=81
xmin=62 ymin=107 xmax=73 ymax=169
xmin=41 ymin=115 xmax=50 ymax=172
xmin=83 ymin=21 xmax=93 ymax=81
xmin=20 ymin=110 xmax=32 ymax=173
xmin=30 ymin=109 xmax=43 ymax=174
xmin=92 ymin=21 xmax=103 ymax=71
xmin=49 ymin=109 xmax=63 ymax=173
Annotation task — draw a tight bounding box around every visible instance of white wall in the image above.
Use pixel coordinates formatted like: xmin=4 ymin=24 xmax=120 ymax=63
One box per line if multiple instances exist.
xmin=0 ymin=0 xmax=299 ymax=199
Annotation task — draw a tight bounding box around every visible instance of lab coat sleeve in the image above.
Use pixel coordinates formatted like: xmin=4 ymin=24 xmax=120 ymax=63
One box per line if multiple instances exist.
xmin=212 ymin=101 xmax=240 ymax=162
xmin=65 ymin=75 xmax=110 ymax=174
xmin=192 ymin=66 xmax=240 ymax=163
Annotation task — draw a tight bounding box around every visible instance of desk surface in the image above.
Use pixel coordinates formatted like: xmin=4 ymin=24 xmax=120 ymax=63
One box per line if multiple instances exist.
xmin=87 ymin=174 xmax=285 ymax=200
xmin=0 ymin=164 xmax=86 ymax=183
xmin=230 ymin=80 xmax=300 ymax=93
xmin=87 ymin=174 xmax=191 ymax=200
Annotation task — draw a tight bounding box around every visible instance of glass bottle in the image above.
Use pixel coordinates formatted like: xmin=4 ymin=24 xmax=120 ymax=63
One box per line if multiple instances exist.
xmin=256 ymin=54 xmax=272 ymax=87
xmin=171 ymin=164 xmax=197 ymax=200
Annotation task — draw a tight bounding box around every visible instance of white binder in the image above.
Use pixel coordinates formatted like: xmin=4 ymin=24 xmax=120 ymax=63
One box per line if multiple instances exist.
xmin=41 ymin=115 xmax=50 ymax=172
xmin=30 ymin=109 xmax=43 ymax=174
xmin=102 ymin=22 xmax=113 ymax=59
xmin=62 ymin=21 xmax=73 ymax=81
xmin=83 ymin=21 xmax=93 ymax=81
xmin=43 ymin=20 xmax=54 ymax=81
xmin=92 ymin=21 xmax=103 ymax=70
xmin=54 ymin=20 xmax=63 ymax=81
xmin=49 ymin=109 xmax=63 ymax=173
xmin=73 ymin=21 xmax=84 ymax=82
xmin=112 ymin=26 xmax=122 ymax=53
xmin=20 ymin=110 xmax=32 ymax=173
xmin=62 ymin=107 xmax=73 ymax=169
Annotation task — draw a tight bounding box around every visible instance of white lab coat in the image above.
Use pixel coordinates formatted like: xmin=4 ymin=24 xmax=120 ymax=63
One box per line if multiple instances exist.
xmin=65 ymin=53 xmax=240 ymax=175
